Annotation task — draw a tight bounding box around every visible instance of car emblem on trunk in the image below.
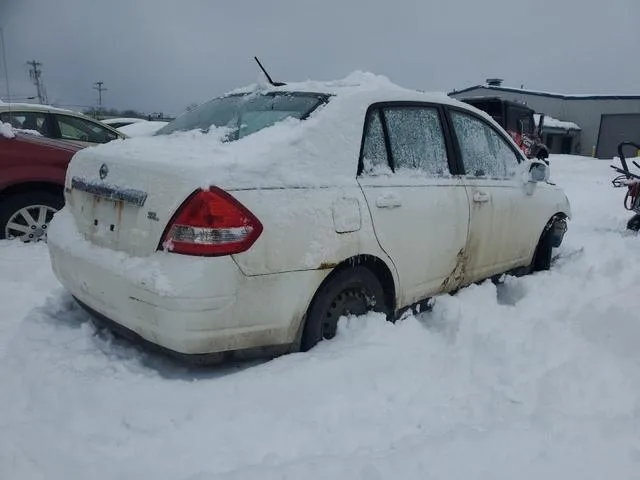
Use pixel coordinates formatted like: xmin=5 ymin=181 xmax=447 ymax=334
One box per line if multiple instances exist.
xmin=99 ymin=163 xmax=109 ymax=180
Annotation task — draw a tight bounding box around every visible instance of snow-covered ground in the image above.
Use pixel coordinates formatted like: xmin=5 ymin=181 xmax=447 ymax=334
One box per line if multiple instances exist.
xmin=1 ymin=155 xmax=639 ymax=479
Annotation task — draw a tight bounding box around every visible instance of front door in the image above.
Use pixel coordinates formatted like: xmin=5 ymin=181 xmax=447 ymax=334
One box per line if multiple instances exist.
xmin=53 ymin=114 xmax=120 ymax=146
xmin=357 ymin=104 xmax=469 ymax=306
xmin=448 ymin=108 xmax=541 ymax=283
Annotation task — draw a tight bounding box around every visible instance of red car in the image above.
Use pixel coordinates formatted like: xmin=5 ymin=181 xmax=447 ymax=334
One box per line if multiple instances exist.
xmin=0 ymin=131 xmax=83 ymax=241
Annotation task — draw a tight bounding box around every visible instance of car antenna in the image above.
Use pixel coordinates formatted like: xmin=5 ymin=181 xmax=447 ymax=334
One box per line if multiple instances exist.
xmin=254 ymin=56 xmax=286 ymax=87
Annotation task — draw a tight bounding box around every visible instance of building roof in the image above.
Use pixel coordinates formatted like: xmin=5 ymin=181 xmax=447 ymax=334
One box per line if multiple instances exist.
xmin=450 ymin=84 xmax=640 ymax=101
xmin=534 ymin=114 xmax=581 ymax=131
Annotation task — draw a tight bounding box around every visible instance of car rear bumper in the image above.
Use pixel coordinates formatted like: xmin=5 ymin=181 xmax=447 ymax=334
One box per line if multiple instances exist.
xmin=47 ymin=210 xmax=320 ymax=357
xmin=73 ymin=298 xmax=292 ymax=364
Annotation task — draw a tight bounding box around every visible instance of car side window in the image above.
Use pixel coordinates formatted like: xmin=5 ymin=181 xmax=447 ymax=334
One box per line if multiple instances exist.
xmin=360 ymin=109 xmax=391 ymax=175
xmin=451 ymin=110 xmax=520 ymax=178
xmin=55 ymin=115 xmax=118 ymax=143
xmin=0 ymin=112 xmax=17 ymax=127
xmin=1 ymin=111 xmax=48 ymax=135
xmin=384 ymin=107 xmax=449 ymax=177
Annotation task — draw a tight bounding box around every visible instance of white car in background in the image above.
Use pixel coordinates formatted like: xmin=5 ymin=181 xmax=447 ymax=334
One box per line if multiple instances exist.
xmin=101 ymin=117 xmax=148 ymax=129
xmin=47 ymin=74 xmax=571 ymax=362
xmin=116 ymin=120 xmax=169 ymax=137
xmin=101 ymin=117 xmax=169 ymax=137
xmin=0 ymin=103 xmax=125 ymax=146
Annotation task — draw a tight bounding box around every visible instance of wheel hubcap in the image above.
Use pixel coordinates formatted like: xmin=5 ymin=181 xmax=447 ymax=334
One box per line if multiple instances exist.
xmin=5 ymin=205 xmax=57 ymax=242
xmin=322 ymin=288 xmax=371 ymax=340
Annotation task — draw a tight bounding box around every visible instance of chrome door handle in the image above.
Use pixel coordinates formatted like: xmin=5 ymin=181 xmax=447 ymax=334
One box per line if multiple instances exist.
xmin=473 ymin=191 xmax=490 ymax=203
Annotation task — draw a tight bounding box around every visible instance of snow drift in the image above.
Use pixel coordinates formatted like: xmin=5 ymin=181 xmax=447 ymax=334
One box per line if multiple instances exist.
xmin=1 ymin=155 xmax=639 ymax=479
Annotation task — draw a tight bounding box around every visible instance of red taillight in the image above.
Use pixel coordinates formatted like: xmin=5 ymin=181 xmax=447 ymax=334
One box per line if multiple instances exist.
xmin=161 ymin=187 xmax=263 ymax=256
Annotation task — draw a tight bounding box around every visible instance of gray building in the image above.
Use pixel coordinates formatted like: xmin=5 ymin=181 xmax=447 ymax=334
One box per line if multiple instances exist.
xmin=450 ymin=82 xmax=640 ymax=158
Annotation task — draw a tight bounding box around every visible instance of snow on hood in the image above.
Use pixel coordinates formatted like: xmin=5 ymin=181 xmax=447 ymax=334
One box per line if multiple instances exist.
xmin=0 ymin=121 xmax=15 ymax=138
xmin=70 ymin=72 xmax=476 ymax=191
xmin=102 ymin=117 xmax=147 ymax=125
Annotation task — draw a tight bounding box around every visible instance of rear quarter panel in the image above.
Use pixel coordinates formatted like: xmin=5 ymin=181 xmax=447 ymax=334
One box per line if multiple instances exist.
xmin=0 ymin=135 xmax=77 ymax=191
xmin=230 ymin=186 xmax=396 ymax=276
xmin=229 ymin=186 xmax=399 ymax=340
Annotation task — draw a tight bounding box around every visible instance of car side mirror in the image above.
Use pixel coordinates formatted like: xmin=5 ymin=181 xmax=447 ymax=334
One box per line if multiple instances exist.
xmin=529 ymin=161 xmax=549 ymax=183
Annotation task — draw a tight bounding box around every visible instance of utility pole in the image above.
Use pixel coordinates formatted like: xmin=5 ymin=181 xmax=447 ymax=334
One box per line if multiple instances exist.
xmin=93 ymin=81 xmax=107 ymax=117
xmin=0 ymin=28 xmax=10 ymax=103
xmin=27 ymin=60 xmax=47 ymax=104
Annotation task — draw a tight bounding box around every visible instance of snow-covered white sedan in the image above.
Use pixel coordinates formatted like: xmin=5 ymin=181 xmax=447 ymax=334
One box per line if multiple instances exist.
xmin=47 ymin=74 xmax=571 ymax=361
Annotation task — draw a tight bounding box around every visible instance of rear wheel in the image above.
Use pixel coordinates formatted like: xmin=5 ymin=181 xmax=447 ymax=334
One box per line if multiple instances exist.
xmin=301 ymin=266 xmax=389 ymax=351
xmin=0 ymin=191 xmax=63 ymax=242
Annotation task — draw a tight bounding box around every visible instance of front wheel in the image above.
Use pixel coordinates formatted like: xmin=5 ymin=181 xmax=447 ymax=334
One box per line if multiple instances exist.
xmin=627 ymin=214 xmax=640 ymax=232
xmin=301 ymin=266 xmax=389 ymax=352
xmin=0 ymin=191 xmax=63 ymax=242
xmin=531 ymin=227 xmax=553 ymax=272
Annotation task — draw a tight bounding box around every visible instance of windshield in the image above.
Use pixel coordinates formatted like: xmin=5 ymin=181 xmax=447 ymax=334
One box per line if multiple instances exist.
xmin=155 ymin=91 xmax=328 ymax=140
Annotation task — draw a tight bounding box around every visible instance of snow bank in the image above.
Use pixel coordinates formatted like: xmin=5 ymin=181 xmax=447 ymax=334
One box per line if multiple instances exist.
xmin=0 ymin=121 xmax=14 ymax=138
xmin=70 ymin=72 xmax=478 ymax=190
xmin=2 ymin=155 xmax=640 ymax=479
xmin=117 ymin=120 xmax=168 ymax=137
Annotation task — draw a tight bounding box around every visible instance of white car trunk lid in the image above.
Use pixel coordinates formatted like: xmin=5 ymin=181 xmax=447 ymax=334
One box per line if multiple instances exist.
xmin=65 ymin=150 xmax=200 ymax=256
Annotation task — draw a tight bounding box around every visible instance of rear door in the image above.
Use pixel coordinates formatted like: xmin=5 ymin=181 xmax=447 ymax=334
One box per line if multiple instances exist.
xmin=0 ymin=110 xmax=55 ymax=138
xmin=357 ymin=103 xmax=470 ymax=306
xmin=447 ymin=108 xmax=541 ymax=283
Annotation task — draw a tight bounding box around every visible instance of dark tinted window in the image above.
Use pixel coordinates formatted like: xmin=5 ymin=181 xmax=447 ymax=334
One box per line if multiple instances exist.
xmin=462 ymin=99 xmax=504 ymax=126
xmin=451 ymin=111 xmax=520 ymax=178
xmin=507 ymin=107 xmax=534 ymax=134
xmin=384 ymin=107 xmax=449 ymax=176
xmin=156 ymin=92 xmax=326 ymax=141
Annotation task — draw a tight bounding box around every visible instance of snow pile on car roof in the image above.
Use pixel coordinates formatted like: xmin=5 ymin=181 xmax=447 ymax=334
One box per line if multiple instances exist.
xmin=72 ymin=72 xmax=461 ymax=190
xmin=0 ymin=121 xmax=14 ymax=139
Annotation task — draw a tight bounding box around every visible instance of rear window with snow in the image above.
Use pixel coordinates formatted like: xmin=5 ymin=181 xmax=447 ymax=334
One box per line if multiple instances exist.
xmin=155 ymin=92 xmax=328 ymax=140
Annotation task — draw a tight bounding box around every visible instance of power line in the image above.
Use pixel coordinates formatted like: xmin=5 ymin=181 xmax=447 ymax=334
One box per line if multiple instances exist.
xmin=27 ymin=59 xmax=47 ymax=104
xmin=2 ymin=95 xmax=37 ymax=102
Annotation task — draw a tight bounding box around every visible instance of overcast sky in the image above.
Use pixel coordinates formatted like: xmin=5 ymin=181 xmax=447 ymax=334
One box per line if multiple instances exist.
xmin=1 ymin=0 xmax=639 ymax=116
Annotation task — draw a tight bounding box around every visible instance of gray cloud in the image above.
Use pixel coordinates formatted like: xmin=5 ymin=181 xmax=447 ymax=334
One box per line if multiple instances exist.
xmin=1 ymin=0 xmax=639 ymax=116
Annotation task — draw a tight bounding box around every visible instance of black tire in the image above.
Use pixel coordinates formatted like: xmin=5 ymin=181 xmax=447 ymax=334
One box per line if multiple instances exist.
xmin=301 ymin=266 xmax=389 ymax=352
xmin=0 ymin=191 xmax=64 ymax=241
xmin=531 ymin=225 xmax=553 ymax=272
xmin=627 ymin=214 xmax=640 ymax=232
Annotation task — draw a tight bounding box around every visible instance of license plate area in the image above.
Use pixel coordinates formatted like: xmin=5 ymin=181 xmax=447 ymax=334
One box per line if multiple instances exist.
xmin=70 ymin=178 xmax=145 ymax=239
xmin=71 ymin=177 xmax=147 ymax=206
xmin=90 ymin=196 xmax=128 ymax=233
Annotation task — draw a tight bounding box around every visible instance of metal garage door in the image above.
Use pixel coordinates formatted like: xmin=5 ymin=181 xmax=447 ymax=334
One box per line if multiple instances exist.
xmin=596 ymin=114 xmax=640 ymax=158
